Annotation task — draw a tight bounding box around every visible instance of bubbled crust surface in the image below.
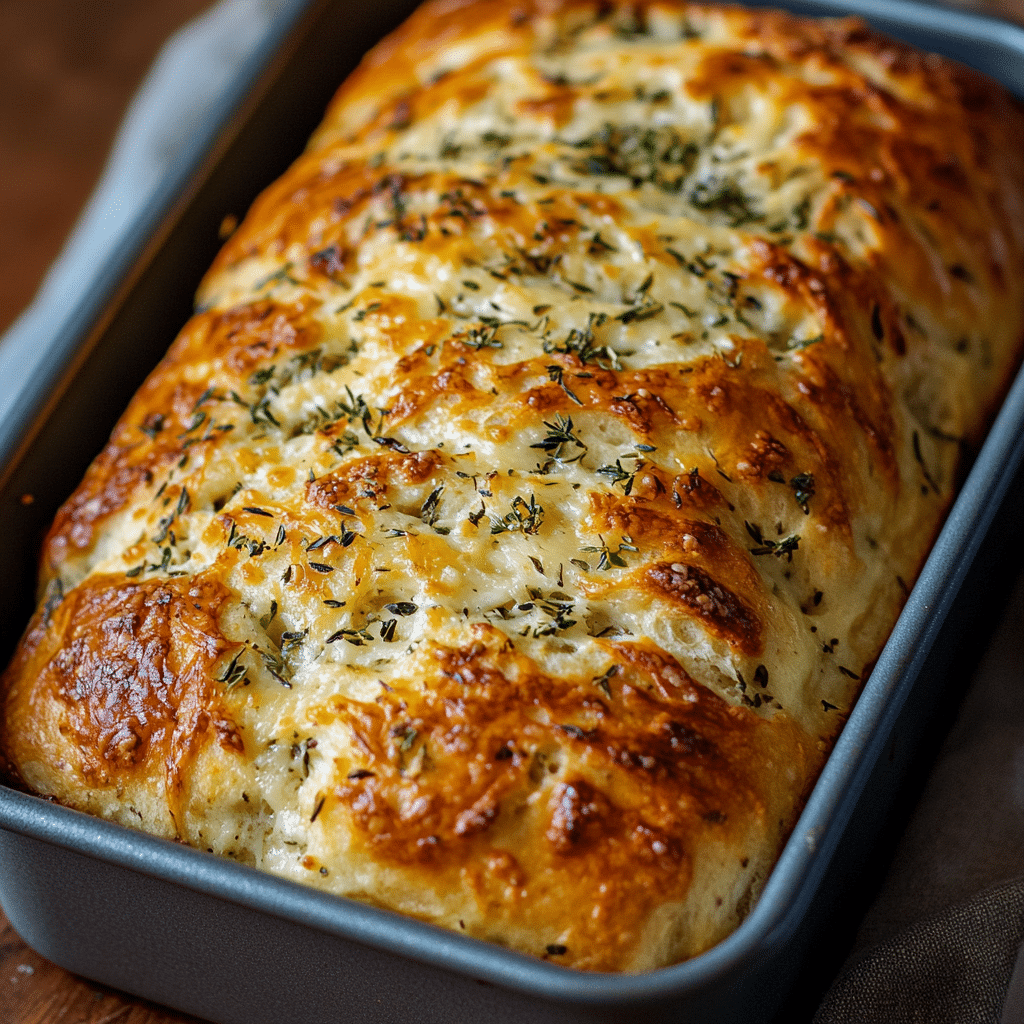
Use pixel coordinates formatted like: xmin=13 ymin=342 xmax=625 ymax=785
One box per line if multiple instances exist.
xmin=3 ymin=0 xmax=1024 ymax=972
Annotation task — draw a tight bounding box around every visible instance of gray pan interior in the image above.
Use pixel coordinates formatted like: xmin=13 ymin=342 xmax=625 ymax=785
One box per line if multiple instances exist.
xmin=1 ymin=1 xmax=1023 ymax=1021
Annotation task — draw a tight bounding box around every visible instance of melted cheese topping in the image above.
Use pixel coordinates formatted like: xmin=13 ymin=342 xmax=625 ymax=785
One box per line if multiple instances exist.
xmin=3 ymin=0 xmax=1024 ymax=972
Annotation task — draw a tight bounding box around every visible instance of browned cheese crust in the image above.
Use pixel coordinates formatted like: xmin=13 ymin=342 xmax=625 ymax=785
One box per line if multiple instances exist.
xmin=3 ymin=0 xmax=1023 ymax=972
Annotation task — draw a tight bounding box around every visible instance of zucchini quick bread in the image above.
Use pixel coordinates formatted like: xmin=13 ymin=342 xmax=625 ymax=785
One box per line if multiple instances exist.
xmin=3 ymin=0 xmax=1023 ymax=973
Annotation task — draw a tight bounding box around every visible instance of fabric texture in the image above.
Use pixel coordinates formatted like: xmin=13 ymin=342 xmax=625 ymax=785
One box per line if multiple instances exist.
xmin=815 ymin=569 xmax=1024 ymax=1023
xmin=815 ymin=877 xmax=1024 ymax=1024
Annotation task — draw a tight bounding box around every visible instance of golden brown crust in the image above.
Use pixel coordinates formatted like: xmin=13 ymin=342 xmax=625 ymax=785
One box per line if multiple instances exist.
xmin=1 ymin=573 xmax=239 ymax=831
xmin=3 ymin=0 xmax=1024 ymax=972
xmin=314 ymin=626 xmax=811 ymax=968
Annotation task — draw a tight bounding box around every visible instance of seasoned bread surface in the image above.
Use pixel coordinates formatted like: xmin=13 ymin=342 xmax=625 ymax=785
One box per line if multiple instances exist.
xmin=3 ymin=1 xmax=1023 ymax=972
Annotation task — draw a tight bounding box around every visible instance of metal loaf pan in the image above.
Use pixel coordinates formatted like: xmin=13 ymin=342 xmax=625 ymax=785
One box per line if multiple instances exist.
xmin=1 ymin=2 xmax=1023 ymax=1021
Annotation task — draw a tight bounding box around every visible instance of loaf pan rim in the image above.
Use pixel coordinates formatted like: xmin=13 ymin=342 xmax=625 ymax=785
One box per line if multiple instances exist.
xmin=1 ymin=0 xmax=1023 ymax=1011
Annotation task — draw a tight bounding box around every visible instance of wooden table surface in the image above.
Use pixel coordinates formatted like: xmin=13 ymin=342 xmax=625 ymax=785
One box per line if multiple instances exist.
xmin=0 ymin=0 xmax=1021 ymax=1021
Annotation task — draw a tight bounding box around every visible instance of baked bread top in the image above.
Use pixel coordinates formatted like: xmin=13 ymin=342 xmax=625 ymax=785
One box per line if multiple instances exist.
xmin=3 ymin=0 xmax=1023 ymax=972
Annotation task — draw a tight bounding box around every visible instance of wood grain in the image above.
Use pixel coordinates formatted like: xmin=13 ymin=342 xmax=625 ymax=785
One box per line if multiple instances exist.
xmin=0 ymin=0 xmax=213 ymax=335
xmin=0 ymin=0 xmax=1021 ymax=1021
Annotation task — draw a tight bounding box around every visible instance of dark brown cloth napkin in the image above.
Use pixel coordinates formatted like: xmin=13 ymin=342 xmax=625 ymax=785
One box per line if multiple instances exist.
xmin=814 ymin=877 xmax=1024 ymax=1023
xmin=815 ymin=568 xmax=1024 ymax=1023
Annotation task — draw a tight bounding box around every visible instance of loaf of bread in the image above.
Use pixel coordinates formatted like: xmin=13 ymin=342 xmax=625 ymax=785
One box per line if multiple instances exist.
xmin=3 ymin=0 xmax=1023 ymax=972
